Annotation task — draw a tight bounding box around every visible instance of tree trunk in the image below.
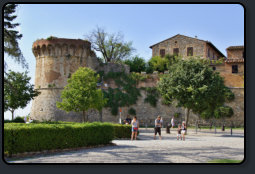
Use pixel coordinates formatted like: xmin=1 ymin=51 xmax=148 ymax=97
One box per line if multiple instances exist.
xmin=86 ymin=112 xmax=88 ymax=122
xmin=82 ymin=111 xmax=86 ymax=122
xmin=11 ymin=110 xmax=14 ymax=120
xmin=185 ymin=108 xmax=190 ymax=134
xmin=99 ymin=110 xmax=103 ymax=122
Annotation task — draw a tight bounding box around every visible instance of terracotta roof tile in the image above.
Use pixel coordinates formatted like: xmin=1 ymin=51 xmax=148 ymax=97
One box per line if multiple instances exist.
xmin=226 ymin=46 xmax=244 ymax=50
xmin=225 ymin=58 xmax=244 ymax=63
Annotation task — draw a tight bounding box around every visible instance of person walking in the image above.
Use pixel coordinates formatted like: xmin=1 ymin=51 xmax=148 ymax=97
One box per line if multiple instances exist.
xmin=181 ymin=121 xmax=187 ymax=141
xmin=177 ymin=124 xmax=182 ymax=140
xmin=131 ymin=116 xmax=139 ymax=140
xmin=171 ymin=117 xmax=175 ymax=128
xmin=154 ymin=115 xmax=163 ymax=140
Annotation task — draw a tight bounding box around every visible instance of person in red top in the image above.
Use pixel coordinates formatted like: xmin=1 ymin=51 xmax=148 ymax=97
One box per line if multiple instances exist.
xmin=131 ymin=116 xmax=139 ymax=141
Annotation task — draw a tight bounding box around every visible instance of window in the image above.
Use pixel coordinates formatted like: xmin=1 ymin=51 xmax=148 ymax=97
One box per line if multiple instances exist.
xmin=207 ymin=48 xmax=210 ymax=58
xmin=213 ymin=53 xmax=215 ymax=59
xmin=212 ymin=66 xmax=216 ymax=71
xmin=173 ymin=48 xmax=179 ymax=56
xmin=187 ymin=47 xmax=193 ymax=56
xmin=160 ymin=49 xmax=165 ymax=57
xmin=232 ymin=65 xmax=238 ymax=73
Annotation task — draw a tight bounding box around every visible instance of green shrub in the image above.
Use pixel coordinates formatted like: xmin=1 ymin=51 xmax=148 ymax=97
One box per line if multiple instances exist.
xmin=4 ymin=120 xmax=12 ymax=123
xmin=123 ymin=56 xmax=146 ymax=73
xmin=148 ymin=56 xmax=169 ymax=72
xmin=224 ymin=87 xmax=235 ymax=102
xmin=113 ymin=124 xmax=131 ymax=139
xmin=13 ymin=117 xmax=25 ymax=123
xmin=214 ymin=106 xmax=234 ymax=119
xmin=145 ymin=63 xmax=153 ymax=74
xmin=4 ymin=122 xmax=114 ymax=155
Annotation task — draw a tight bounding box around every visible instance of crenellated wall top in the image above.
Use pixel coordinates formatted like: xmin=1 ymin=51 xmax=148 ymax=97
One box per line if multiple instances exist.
xmin=32 ymin=37 xmax=92 ymax=57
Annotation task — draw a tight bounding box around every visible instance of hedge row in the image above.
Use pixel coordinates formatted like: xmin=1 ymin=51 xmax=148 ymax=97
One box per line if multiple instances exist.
xmin=4 ymin=122 xmax=116 ymax=155
xmin=113 ymin=124 xmax=132 ymax=139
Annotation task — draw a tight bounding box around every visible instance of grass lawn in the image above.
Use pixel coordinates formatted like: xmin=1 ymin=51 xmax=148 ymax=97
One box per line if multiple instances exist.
xmin=208 ymin=159 xmax=243 ymax=163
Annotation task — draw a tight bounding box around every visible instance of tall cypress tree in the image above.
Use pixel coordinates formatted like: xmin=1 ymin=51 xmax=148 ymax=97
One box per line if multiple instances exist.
xmin=4 ymin=4 xmax=27 ymax=69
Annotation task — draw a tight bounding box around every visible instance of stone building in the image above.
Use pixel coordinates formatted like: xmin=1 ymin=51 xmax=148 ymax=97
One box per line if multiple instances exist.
xmin=30 ymin=36 xmax=243 ymax=127
xmin=149 ymin=34 xmax=225 ymax=60
xmin=30 ymin=37 xmax=129 ymax=122
xmin=224 ymin=46 xmax=244 ymax=74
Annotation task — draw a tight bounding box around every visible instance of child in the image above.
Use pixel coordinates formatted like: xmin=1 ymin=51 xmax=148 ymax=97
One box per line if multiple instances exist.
xmin=177 ymin=124 xmax=182 ymax=140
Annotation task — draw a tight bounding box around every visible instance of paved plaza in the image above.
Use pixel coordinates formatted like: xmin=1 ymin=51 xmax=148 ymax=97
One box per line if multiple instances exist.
xmin=6 ymin=128 xmax=244 ymax=163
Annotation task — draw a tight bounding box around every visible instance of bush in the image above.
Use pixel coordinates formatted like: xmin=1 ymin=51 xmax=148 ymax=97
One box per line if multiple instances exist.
xmin=123 ymin=56 xmax=146 ymax=73
xmin=4 ymin=122 xmax=114 ymax=155
xmin=113 ymin=124 xmax=132 ymax=139
xmin=13 ymin=116 xmax=25 ymax=123
xmin=224 ymin=87 xmax=235 ymax=102
xmin=148 ymin=56 xmax=169 ymax=72
xmin=214 ymin=106 xmax=234 ymax=119
xmin=4 ymin=120 xmax=12 ymax=123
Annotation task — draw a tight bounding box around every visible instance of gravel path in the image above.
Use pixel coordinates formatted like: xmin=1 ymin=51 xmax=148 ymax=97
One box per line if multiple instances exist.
xmin=6 ymin=129 xmax=244 ymax=163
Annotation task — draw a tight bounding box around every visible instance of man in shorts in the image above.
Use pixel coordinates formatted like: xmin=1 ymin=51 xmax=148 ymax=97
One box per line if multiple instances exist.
xmin=154 ymin=116 xmax=162 ymax=140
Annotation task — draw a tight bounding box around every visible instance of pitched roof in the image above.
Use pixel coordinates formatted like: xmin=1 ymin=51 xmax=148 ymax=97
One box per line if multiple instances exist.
xmin=226 ymin=46 xmax=244 ymax=50
xmin=149 ymin=34 xmax=225 ymax=57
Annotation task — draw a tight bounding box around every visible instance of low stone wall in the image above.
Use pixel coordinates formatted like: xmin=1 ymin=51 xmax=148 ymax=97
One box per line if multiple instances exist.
xmin=100 ymin=88 xmax=244 ymax=127
xmin=31 ymin=76 xmax=244 ymax=128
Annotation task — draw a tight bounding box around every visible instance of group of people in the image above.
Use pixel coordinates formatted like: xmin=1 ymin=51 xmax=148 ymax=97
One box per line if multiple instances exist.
xmin=130 ymin=115 xmax=187 ymax=141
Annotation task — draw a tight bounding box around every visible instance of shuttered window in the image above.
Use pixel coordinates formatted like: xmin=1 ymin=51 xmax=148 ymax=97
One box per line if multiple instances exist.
xmin=160 ymin=49 xmax=165 ymax=57
xmin=187 ymin=47 xmax=193 ymax=56
xmin=173 ymin=48 xmax=179 ymax=56
xmin=232 ymin=65 xmax=238 ymax=73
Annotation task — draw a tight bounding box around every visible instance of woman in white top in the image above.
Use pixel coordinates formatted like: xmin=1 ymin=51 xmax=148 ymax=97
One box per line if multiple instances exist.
xmin=131 ymin=116 xmax=139 ymax=140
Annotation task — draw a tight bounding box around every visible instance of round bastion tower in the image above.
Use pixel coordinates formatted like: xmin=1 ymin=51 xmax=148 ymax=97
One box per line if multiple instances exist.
xmin=30 ymin=37 xmax=100 ymax=122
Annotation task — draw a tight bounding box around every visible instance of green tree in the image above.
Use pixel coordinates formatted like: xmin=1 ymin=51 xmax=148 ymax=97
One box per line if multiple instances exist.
xmin=158 ymin=57 xmax=234 ymax=131
xmin=148 ymin=56 xmax=169 ymax=72
xmin=4 ymin=4 xmax=27 ymax=69
xmin=124 ymin=56 xmax=146 ymax=72
xmin=57 ymin=67 xmax=107 ymax=122
xmin=86 ymin=26 xmax=135 ymax=63
xmin=4 ymin=71 xmax=40 ymax=120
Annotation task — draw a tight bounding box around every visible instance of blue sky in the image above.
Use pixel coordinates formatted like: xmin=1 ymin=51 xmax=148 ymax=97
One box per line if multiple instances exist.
xmin=4 ymin=4 xmax=244 ymax=120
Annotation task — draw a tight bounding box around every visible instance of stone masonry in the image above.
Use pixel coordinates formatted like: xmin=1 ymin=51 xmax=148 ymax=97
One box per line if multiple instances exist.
xmin=30 ymin=37 xmax=128 ymax=122
xmin=150 ymin=34 xmax=225 ymax=60
xmin=30 ymin=37 xmax=244 ymax=127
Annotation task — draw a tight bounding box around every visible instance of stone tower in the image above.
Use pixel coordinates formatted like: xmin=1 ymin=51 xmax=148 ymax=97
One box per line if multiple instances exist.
xmin=30 ymin=37 xmax=100 ymax=122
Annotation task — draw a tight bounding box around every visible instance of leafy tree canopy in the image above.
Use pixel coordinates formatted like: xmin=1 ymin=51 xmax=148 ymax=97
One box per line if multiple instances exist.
xmin=4 ymin=4 xmax=27 ymax=69
xmin=158 ymin=57 xmax=234 ymax=127
xmin=57 ymin=67 xmax=107 ymax=122
xmin=148 ymin=54 xmax=179 ymax=72
xmin=4 ymin=70 xmax=40 ymax=120
xmin=86 ymin=26 xmax=135 ymax=63
xmin=124 ymin=56 xmax=146 ymax=73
